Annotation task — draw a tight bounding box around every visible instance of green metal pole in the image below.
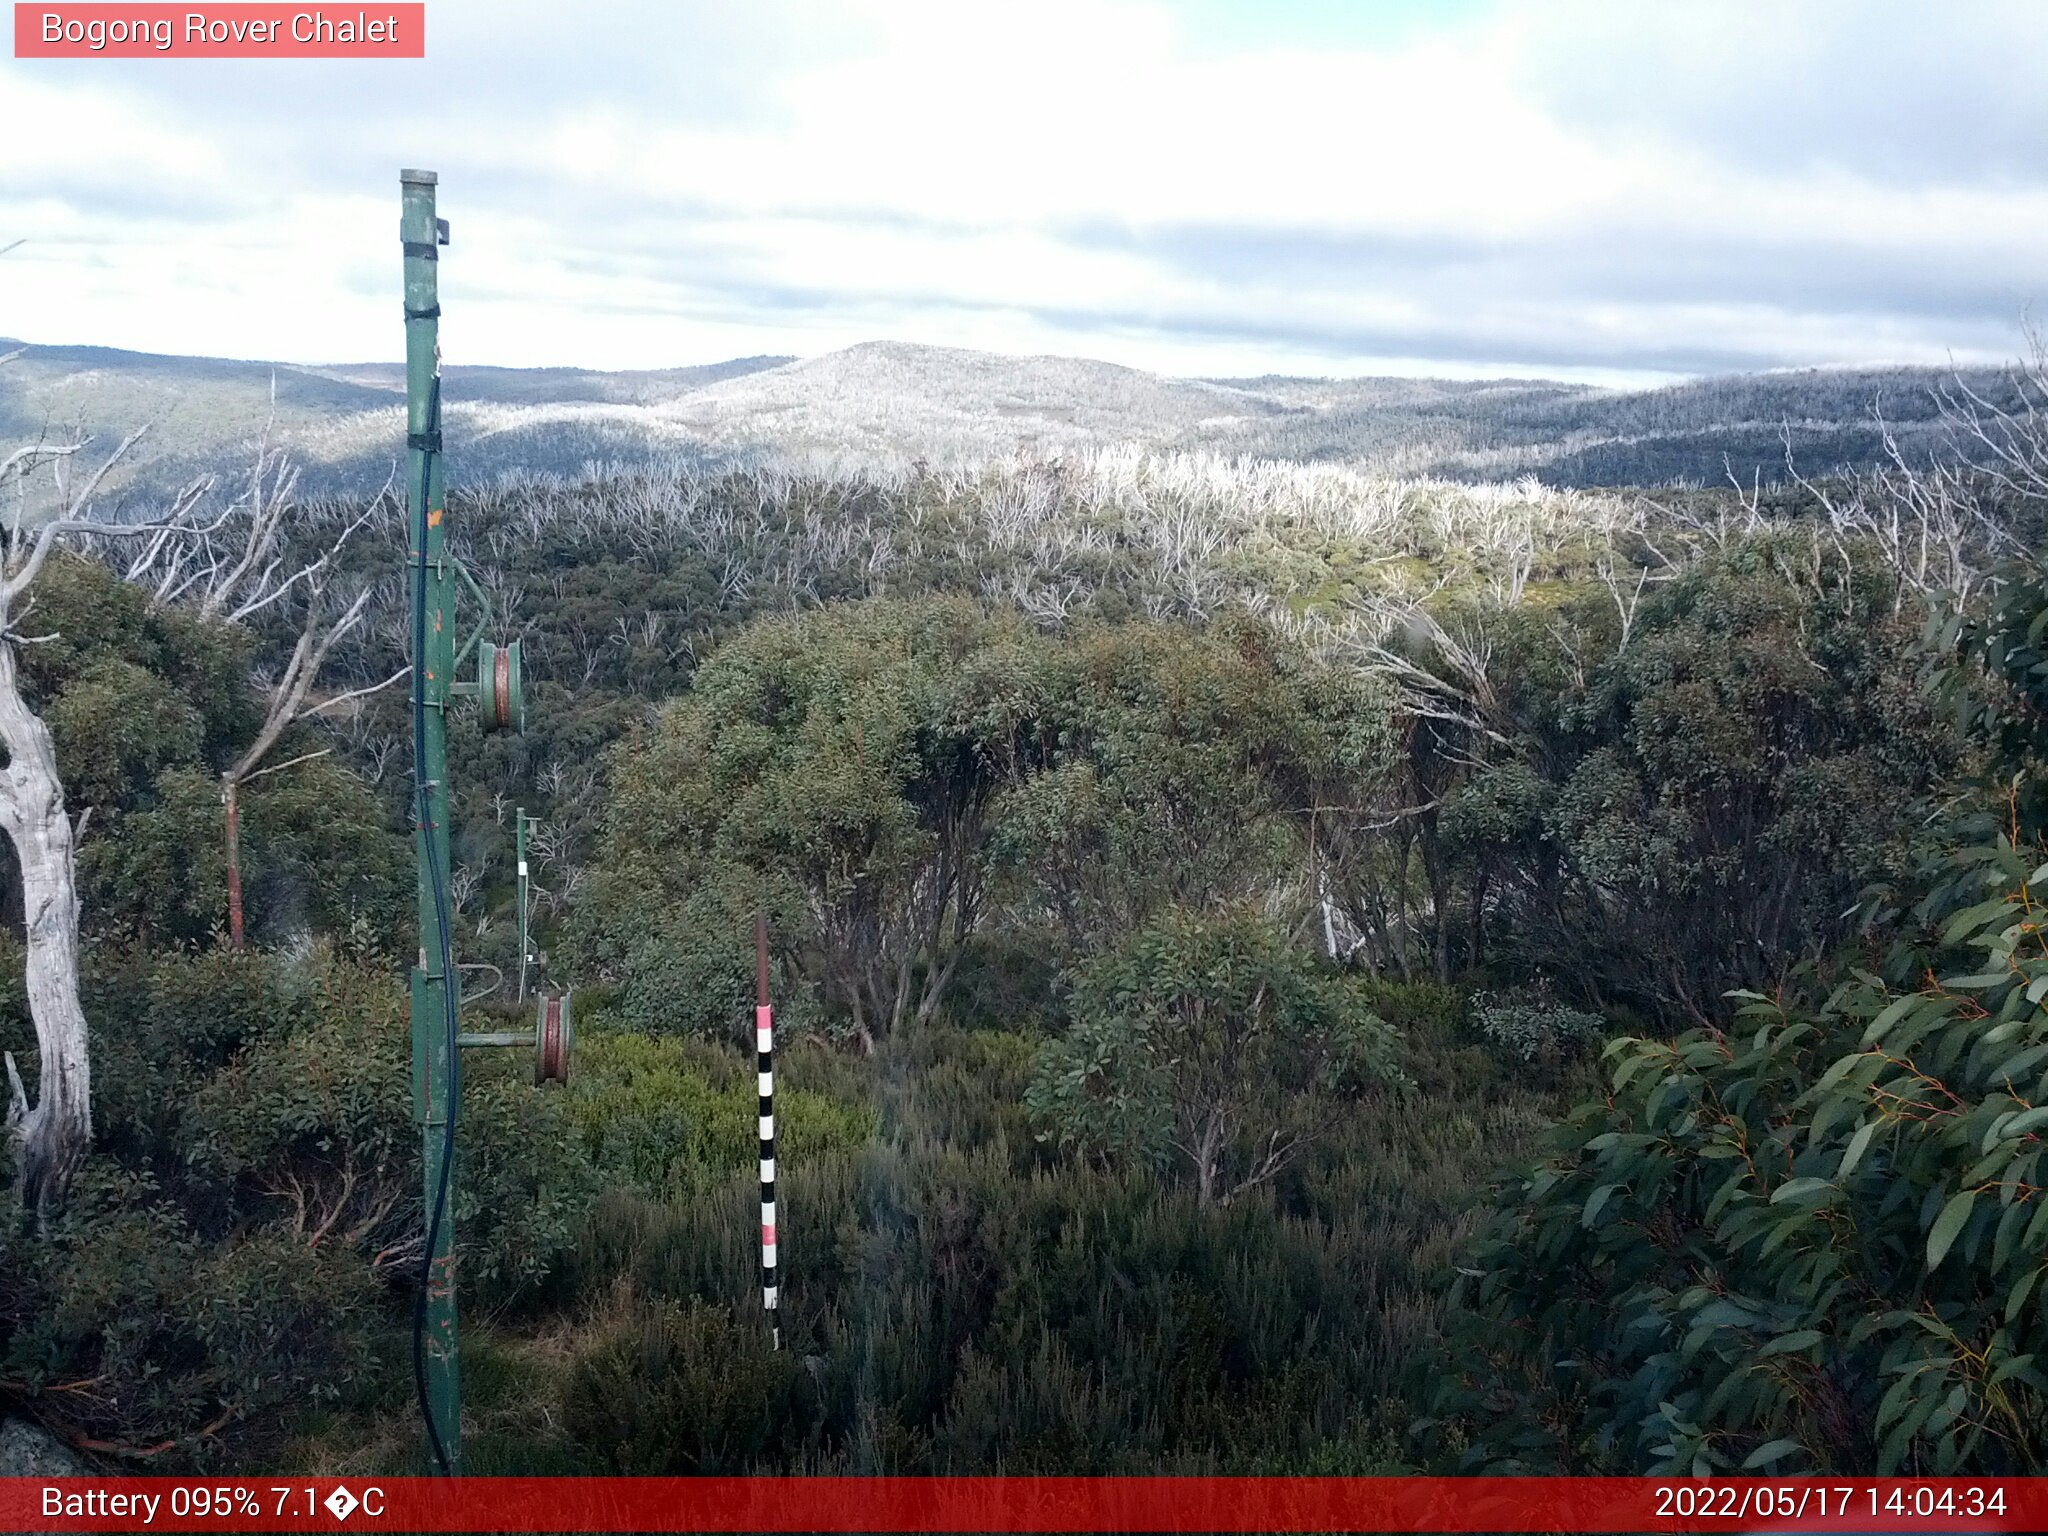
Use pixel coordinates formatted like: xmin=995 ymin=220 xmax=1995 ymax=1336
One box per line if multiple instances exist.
xmin=401 ymin=167 xmax=461 ymax=1475
xmin=516 ymin=809 xmax=530 ymax=1005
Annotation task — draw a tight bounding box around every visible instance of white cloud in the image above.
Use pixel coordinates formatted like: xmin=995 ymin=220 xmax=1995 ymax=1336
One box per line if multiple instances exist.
xmin=0 ymin=0 xmax=2036 ymax=380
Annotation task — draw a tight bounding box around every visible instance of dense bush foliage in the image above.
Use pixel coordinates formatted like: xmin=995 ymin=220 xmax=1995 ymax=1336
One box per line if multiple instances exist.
xmin=4 ymin=1167 xmax=384 ymax=1457
xmin=484 ymin=998 xmax=1558 ymax=1477
xmin=576 ymin=542 xmax=1946 ymax=1053
xmin=1467 ymin=985 xmax=1605 ymax=1071
xmin=9 ymin=556 xmax=408 ymax=953
xmin=1431 ymin=557 xmax=2048 ymax=1476
xmin=278 ymin=447 xmax=1999 ymax=1026
xmin=566 ymin=1031 xmax=876 ymax=1193
xmin=0 ymin=947 xmax=593 ymax=1458
xmin=562 ymin=1293 xmax=809 ymax=1473
xmin=572 ymin=600 xmax=1037 ymax=1045
xmin=1027 ymin=911 xmax=1405 ymax=1204
xmin=575 ymin=601 xmax=1391 ymax=1047
xmin=1328 ymin=539 xmax=1953 ymax=1017
xmin=4 ymin=415 xmax=2040 ymax=1480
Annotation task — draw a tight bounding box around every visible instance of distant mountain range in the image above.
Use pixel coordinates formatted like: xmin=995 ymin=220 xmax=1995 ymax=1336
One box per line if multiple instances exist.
xmin=0 ymin=336 xmax=2012 ymax=505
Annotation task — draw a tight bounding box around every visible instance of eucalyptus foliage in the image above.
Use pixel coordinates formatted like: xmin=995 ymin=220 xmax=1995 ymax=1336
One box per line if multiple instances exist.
xmin=574 ymin=599 xmax=1039 ymax=1045
xmin=9 ymin=555 xmax=407 ymax=952
xmin=1469 ymin=986 xmax=1605 ymax=1070
xmin=0 ymin=948 xmax=594 ymax=1458
xmin=578 ymin=600 xmax=1388 ymax=1043
xmin=1433 ymin=557 xmax=2048 ymax=1476
xmin=1027 ymin=911 xmax=1405 ymax=1205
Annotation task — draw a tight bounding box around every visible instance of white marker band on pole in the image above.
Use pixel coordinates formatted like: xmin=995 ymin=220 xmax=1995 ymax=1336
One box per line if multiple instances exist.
xmin=755 ymin=926 xmax=780 ymax=1351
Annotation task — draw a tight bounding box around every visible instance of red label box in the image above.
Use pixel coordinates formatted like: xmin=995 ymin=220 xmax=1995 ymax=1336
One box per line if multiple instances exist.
xmin=14 ymin=3 xmax=424 ymax=57
xmin=1 ymin=1476 xmax=2043 ymax=1533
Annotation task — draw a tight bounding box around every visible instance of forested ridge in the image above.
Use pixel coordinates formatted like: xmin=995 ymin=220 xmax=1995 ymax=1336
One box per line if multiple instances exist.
xmin=3 ymin=336 xmax=2029 ymax=500
xmin=3 ymin=356 xmax=2048 ymax=1477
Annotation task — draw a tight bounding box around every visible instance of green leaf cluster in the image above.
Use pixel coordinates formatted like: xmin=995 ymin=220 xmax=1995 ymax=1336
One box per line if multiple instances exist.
xmin=1026 ymin=910 xmax=1406 ymax=1205
xmin=0 ymin=948 xmax=597 ymax=1456
xmin=575 ymin=598 xmax=1395 ymax=1044
xmin=1433 ymin=552 xmax=2048 ymax=1475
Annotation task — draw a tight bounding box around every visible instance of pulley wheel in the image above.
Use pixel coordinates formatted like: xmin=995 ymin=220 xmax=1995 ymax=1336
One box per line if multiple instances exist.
xmin=535 ymin=991 xmax=572 ymax=1085
xmin=478 ymin=640 xmax=525 ymax=734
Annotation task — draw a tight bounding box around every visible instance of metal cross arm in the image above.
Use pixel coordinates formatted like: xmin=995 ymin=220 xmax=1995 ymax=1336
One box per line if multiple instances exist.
xmin=445 ymin=556 xmax=525 ymax=734
xmin=456 ymin=990 xmax=573 ymax=1085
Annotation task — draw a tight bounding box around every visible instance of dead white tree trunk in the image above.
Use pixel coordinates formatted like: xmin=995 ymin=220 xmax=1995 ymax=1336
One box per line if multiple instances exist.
xmin=0 ymin=636 xmax=89 ymax=1217
xmin=0 ymin=416 xmax=210 ymax=1217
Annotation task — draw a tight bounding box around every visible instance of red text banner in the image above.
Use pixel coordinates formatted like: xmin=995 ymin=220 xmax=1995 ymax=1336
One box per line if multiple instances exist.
xmin=0 ymin=1476 xmax=2042 ymax=1533
xmin=14 ymin=5 xmax=424 ymax=57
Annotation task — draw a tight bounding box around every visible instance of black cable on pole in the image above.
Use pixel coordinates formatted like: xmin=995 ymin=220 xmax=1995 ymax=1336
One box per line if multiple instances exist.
xmin=409 ymin=375 xmax=460 ymax=1476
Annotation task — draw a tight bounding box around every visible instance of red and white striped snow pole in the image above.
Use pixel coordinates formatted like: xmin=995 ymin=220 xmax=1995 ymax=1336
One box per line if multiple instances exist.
xmin=755 ymin=912 xmax=780 ymax=1350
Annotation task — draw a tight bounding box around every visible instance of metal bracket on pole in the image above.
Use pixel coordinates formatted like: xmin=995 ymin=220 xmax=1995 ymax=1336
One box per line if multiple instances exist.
xmin=450 ymin=556 xmax=493 ymax=677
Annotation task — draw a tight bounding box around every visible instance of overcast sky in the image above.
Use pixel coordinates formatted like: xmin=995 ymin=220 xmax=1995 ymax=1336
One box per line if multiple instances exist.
xmin=2 ymin=0 xmax=2041 ymax=385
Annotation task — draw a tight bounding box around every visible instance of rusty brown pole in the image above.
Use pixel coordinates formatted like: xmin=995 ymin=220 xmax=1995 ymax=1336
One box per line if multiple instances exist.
xmin=223 ymin=780 xmax=245 ymax=949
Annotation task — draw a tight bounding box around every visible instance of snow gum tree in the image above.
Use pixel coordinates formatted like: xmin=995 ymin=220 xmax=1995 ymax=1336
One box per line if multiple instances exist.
xmin=0 ymin=412 xmax=203 ymax=1217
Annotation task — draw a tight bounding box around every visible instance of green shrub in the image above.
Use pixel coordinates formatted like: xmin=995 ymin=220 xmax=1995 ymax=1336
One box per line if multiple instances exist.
xmin=545 ymin=1011 xmax=1531 ymax=1475
xmin=561 ymin=1292 xmax=809 ymax=1472
xmin=1469 ymin=985 xmax=1606 ymax=1068
xmin=1424 ymin=549 xmax=2048 ymax=1477
xmin=6 ymin=553 xmax=407 ymax=952
xmin=45 ymin=656 xmax=205 ymax=807
xmin=1 ymin=1166 xmax=384 ymax=1462
xmin=1354 ymin=977 xmax=1465 ymax=1037
xmin=1435 ymin=829 xmax=2048 ymax=1475
xmin=150 ymin=955 xmax=595 ymax=1306
xmin=567 ymin=1030 xmax=876 ymax=1195
xmin=944 ymin=931 xmax=1064 ymax=1034
xmin=457 ymin=1053 xmax=603 ymax=1304
xmin=1 ymin=951 xmax=595 ymax=1463
xmin=1027 ymin=911 xmax=1406 ymax=1204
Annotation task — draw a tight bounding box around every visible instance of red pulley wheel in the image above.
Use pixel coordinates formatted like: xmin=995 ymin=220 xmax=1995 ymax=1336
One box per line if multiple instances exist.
xmin=477 ymin=640 xmax=524 ymax=734
xmin=492 ymin=645 xmax=511 ymax=729
xmin=535 ymin=993 xmax=572 ymax=1084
